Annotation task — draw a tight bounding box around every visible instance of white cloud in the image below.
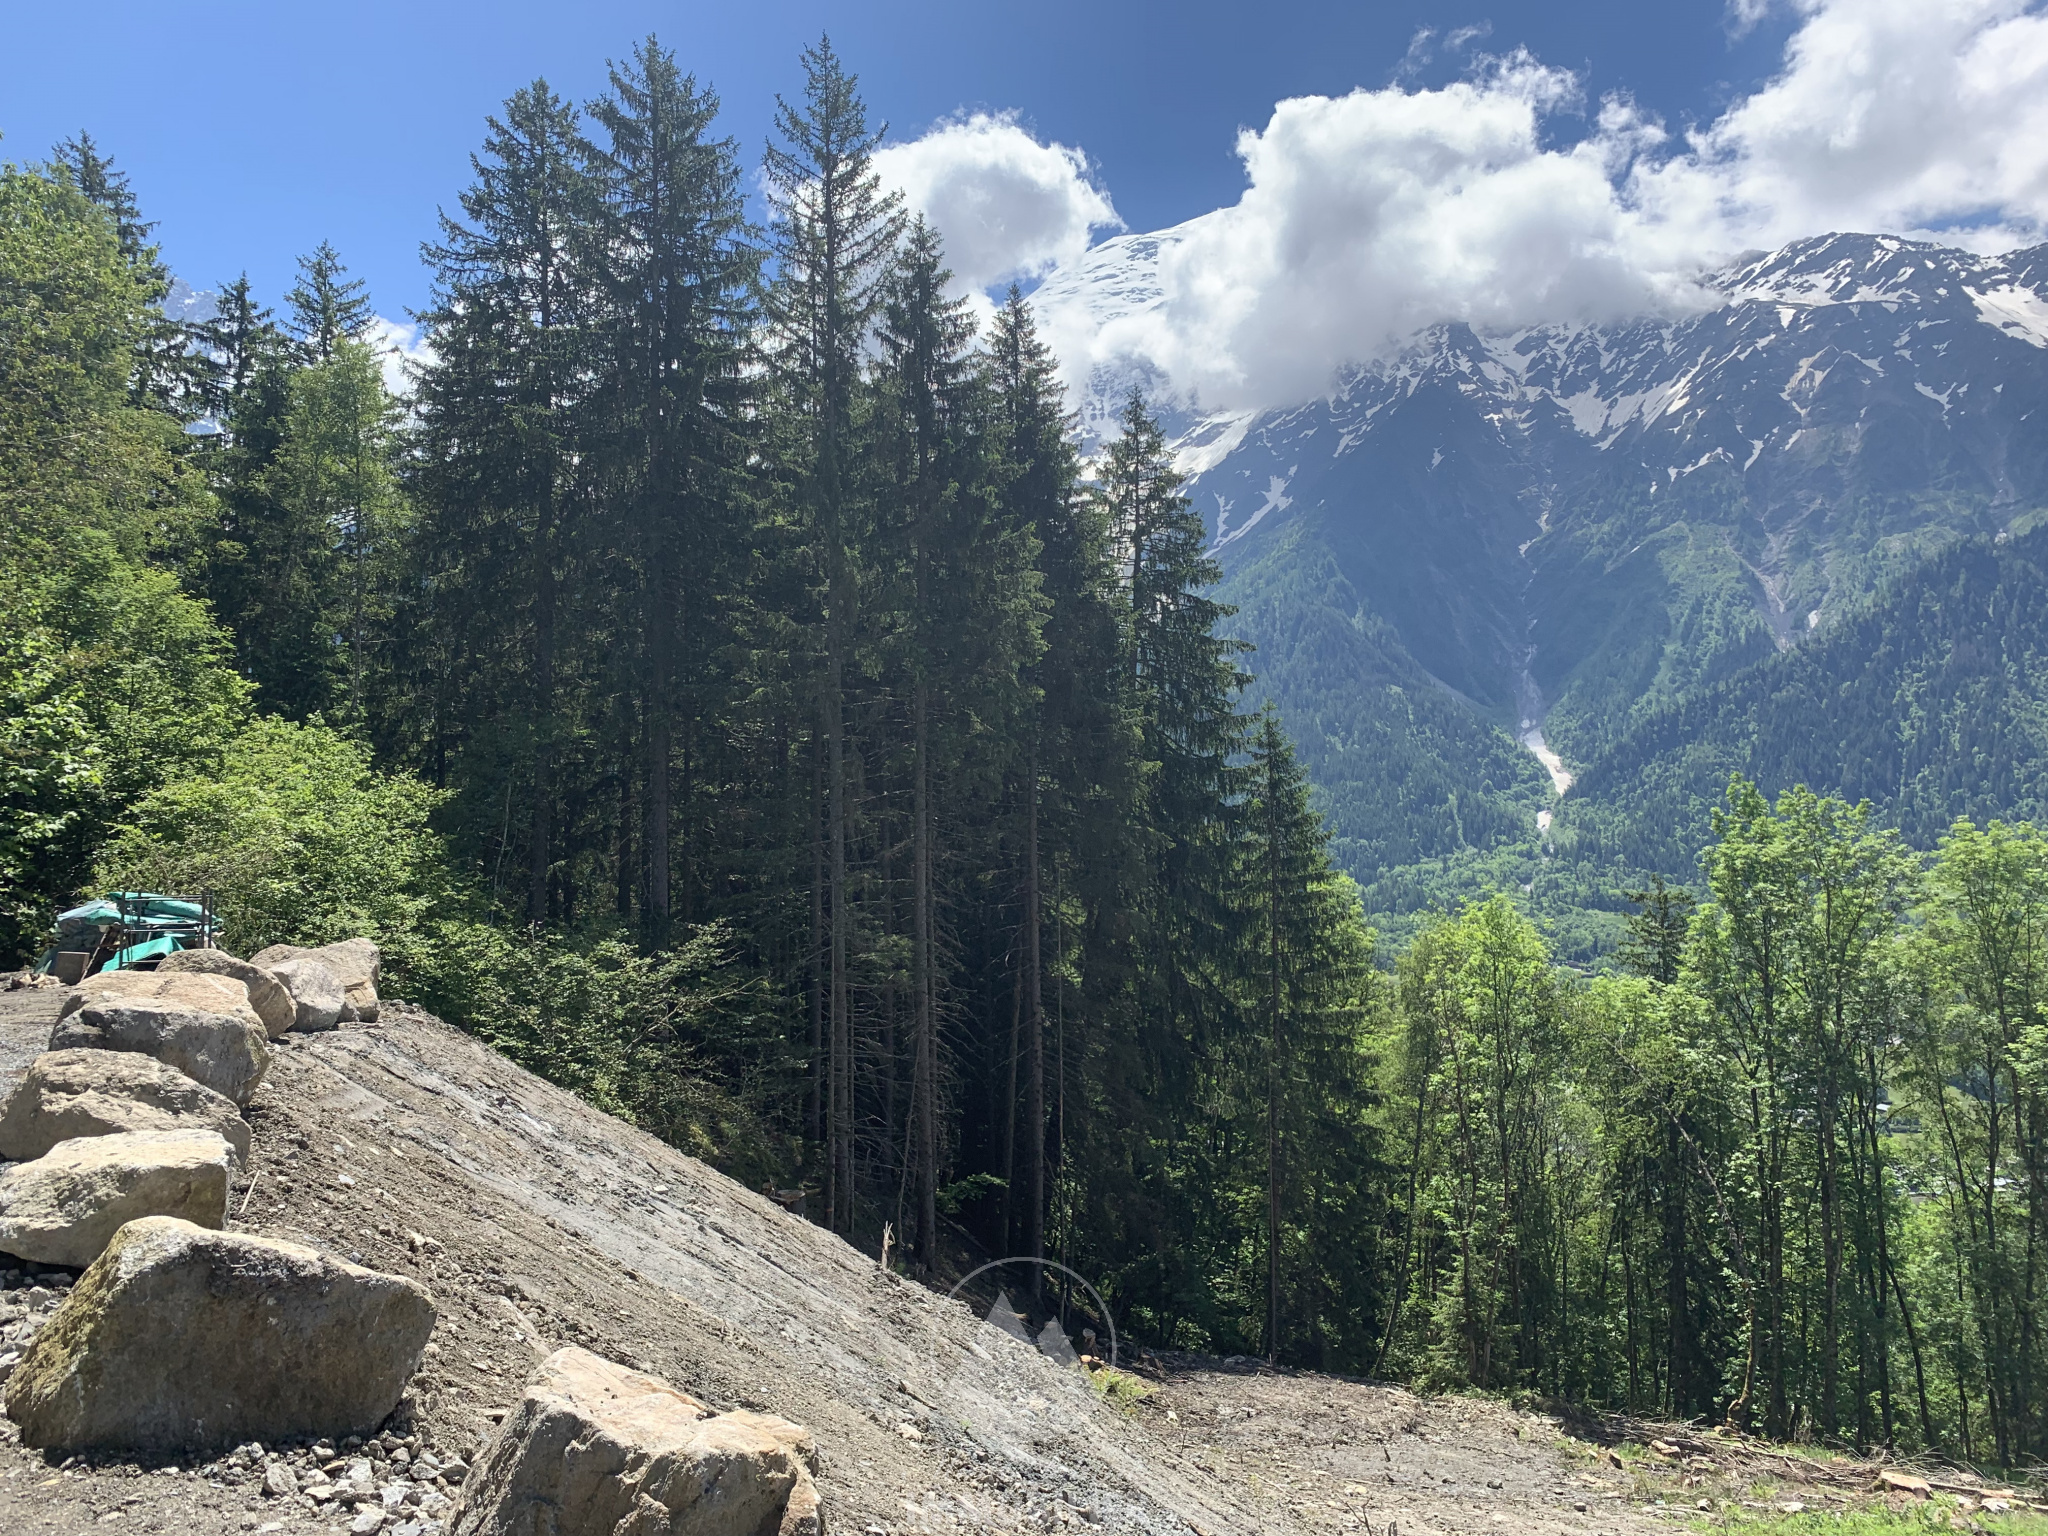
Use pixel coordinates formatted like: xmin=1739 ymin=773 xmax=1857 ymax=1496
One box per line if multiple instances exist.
xmin=1650 ymin=0 xmax=2048 ymax=253
xmin=1003 ymin=0 xmax=2048 ymax=410
xmin=368 ymin=315 xmax=433 ymax=398
xmin=874 ymin=112 xmax=1120 ymax=308
xmin=1728 ymin=0 xmax=1778 ymax=36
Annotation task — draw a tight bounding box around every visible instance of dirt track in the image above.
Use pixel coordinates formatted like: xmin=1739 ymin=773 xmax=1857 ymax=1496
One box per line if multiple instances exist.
xmin=0 ymin=992 xmax=1905 ymax=1534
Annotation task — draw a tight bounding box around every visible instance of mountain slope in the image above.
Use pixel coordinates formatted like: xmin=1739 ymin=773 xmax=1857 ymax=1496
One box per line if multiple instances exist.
xmin=1559 ymin=520 xmax=2048 ymax=873
xmin=1048 ymin=232 xmax=2048 ymax=921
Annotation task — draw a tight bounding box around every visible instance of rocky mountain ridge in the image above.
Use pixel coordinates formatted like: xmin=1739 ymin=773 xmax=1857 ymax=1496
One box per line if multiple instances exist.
xmin=1046 ymin=232 xmax=2048 ymax=908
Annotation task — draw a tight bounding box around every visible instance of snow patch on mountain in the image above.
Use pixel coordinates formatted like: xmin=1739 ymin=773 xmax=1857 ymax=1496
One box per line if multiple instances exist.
xmin=1970 ymin=284 xmax=2048 ymax=348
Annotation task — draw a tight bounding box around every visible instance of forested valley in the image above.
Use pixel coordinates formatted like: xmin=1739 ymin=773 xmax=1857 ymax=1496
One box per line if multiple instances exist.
xmin=7 ymin=33 xmax=2048 ymax=1472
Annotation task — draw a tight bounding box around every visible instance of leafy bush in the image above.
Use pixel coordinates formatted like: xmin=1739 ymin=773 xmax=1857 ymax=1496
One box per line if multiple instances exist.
xmin=95 ymin=714 xmax=446 ymax=954
xmin=95 ymin=713 xmax=799 ymax=1184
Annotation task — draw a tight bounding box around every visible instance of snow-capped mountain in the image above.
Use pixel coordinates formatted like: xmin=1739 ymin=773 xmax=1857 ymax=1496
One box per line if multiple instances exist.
xmin=1044 ymin=233 xmax=2048 ymax=888
xmin=1188 ymin=233 xmax=2047 ymax=696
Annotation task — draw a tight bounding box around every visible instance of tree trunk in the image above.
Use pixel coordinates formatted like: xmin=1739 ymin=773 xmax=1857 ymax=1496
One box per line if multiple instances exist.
xmin=528 ymin=495 xmax=554 ymax=927
xmin=1266 ymin=774 xmax=1283 ymax=1365
xmin=1820 ymin=1095 xmax=1840 ymax=1436
xmin=809 ymin=736 xmax=825 ymax=1148
xmin=1001 ymin=953 xmax=1021 ymax=1252
xmin=1025 ymin=739 xmax=1046 ymax=1300
xmin=643 ymin=473 xmax=672 ymax=945
xmin=826 ymin=663 xmax=851 ymax=1234
xmin=911 ymin=678 xmax=938 ymax=1266
xmin=1663 ymin=1111 xmax=1689 ymax=1413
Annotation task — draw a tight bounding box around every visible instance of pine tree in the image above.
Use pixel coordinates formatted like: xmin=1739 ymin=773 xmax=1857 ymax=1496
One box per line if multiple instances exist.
xmin=419 ymin=79 xmax=598 ymax=925
xmin=49 ymin=133 xmax=195 ymax=414
xmin=227 ymin=339 xmax=407 ymax=723
xmin=1059 ymin=391 xmax=1248 ymax=1333
xmin=1621 ymin=875 xmax=1695 ymax=985
xmin=762 ymin=35 xmax=904 ymax=1232
xmin=287 ymin=242 xmax=377 ymax=363
xmin=189 ymin=274 xmax=283 ymax=422
xmin=585 ymin=37 xmax=759 ymax=943
xmin=1242 ymin=707 xmax=1378 ymax=1362
xmin=874 ymin=219 xmax=1044 ymax=1266
xmin=988 ymin=288 xmax=1099 ymax=1278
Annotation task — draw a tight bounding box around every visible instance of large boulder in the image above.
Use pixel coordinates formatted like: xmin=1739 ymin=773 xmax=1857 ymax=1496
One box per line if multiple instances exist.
xmin=51 ymin=980 xmax=271 ymax=1109
xmin=253 ymin=938 xmax=381 ymax=1022
xmin=452 ymin=1346 xmax=823 ymax=1536
xmin=57 ymin=969 xmax=261 ymax=1032
xmin=260 ymin=955 xmax=346 ymax=1033
xmin=158 ymin=949 xmax=295 ymax=1039
xmin=0 ymin=1049 xmax=250 ymax=1163
xmin=0 ymin=1130 xmax=233 ymax=1267
xmin=3 ymin=1216 xmax=436 ymax=1455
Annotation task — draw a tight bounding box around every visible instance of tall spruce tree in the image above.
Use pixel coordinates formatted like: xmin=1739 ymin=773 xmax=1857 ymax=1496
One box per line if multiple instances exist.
xmin=1241 ymin=707 xmax=1379 ymax=1363
xmin=190 ymin=274 xmax=282 ymax=422
xmin=875 ymin=219 xmax=1043 ymax=1266
xmin=50 ymin=133 xmax=159 ymax=276
xmin=49 ymin=134 xmax=190 ymax=413
xmin=762 ymin=36 xmax=904 ymax=1232
xmin=988 ymin=288 xmax=1106 ymax=1278
xmin=1061 ymin=391 xmax=1248 ymax=1333
xmin=585 ymin=38 xmax=759 ymax=944
xmin=419 ymin=79 xmax=598 ymax=924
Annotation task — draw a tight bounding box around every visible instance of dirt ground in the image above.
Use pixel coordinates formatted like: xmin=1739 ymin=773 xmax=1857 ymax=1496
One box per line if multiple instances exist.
xmin=0 ymin=989 xmax=2029 ymax=1535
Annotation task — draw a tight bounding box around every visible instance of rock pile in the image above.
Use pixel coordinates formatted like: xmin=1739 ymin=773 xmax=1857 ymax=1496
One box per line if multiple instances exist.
xmin=51 ymin=970 xmax=271 ymax=1107
xmin=150 ymin=1425 xmax=472 ymax=1536
xmin=159 ymin=949 xmax=296 ymax=1038
xmin=0 ymin=935 xmax=828 ymax=1536
xmin=1 ymin=939 xmax=432 ymax=1459
xmin=254 ymin=938 xmax=381 ymax=1023
xmin=0 ymin=1267 xmax=72 ymax=1389
xmin=0 ymin=1049 xmax=250 ymax=1163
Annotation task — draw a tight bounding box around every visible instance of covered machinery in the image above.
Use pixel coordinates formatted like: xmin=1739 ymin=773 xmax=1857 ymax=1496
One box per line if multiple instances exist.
xmin=36 ymin=892 xmax=217 ymax=982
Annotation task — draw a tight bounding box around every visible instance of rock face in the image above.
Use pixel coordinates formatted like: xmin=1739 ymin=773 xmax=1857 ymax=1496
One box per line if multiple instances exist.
xmin=0 ymin=1130 xmax=233 ymax=1267
xmin=254 ymin=939 xmax=381 ymax=1022
xmin=52 ymin=976 xmax=272 ymax=1108
xmin=452 ymin=1346 xmax=823 ymax=1536
xmin=3 ymin=1216 xmax=436 ymax=1454
xmin=0 ymin=1049 xmax=251 ymax=1163
xmin=158 ymin=949 xmax=296 ymax=1039
xmin=260 ymin=955 xmax=346 ymax=1033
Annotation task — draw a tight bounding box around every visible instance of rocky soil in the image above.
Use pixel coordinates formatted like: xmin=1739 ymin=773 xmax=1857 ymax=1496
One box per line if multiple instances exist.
xmin=0 ymin=987 xmax=2021 ymax=1534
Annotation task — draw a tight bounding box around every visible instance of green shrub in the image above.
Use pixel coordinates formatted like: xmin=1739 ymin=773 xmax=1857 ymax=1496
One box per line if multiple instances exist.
xmin=95 ymin=714 xmax=446 ymax=954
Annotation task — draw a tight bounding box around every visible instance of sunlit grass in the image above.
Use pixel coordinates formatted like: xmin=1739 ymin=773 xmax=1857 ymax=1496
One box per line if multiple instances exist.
xmin=1691 ymin=1495 xmax=2048 ymax=1534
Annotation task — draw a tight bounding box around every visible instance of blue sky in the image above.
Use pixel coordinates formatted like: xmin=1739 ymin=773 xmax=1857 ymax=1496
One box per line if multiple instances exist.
xmin=5 ymin=0 xmax=1799 ymax=321
xmin=12 ymin=1 xmax=2048 ymax=412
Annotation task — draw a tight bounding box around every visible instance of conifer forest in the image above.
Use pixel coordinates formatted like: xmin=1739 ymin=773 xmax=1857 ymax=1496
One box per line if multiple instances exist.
xmin=6 ymin=35 xmax=2048 ymax=1468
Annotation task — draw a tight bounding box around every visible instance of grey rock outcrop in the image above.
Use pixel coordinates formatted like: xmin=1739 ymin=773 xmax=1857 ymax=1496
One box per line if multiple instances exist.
xmin=2 ymin=1216 xmax=437 ymax=1454
xmin=452 ymin=1346 xmax=822 ymax=1536
xmin=52 ymin=978 xmax=271 ymax=1109
xmin=0 ymin=1130 xmax=233 ymax=1267
xmin=0 ymin=1049 xmax=250 ymax=1163
xmin=158 ymin=949 xmax=295 ymax=1039
xmin=261 ymin=955 xmax=346 ymax=1033
xmin=254 ymin=939 xmax=380 ymax=1022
